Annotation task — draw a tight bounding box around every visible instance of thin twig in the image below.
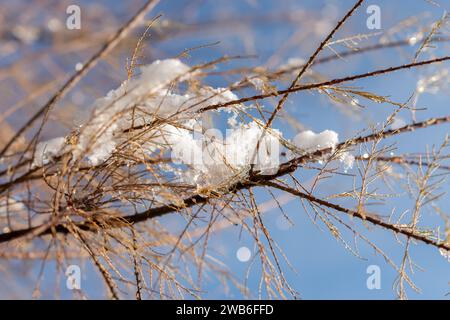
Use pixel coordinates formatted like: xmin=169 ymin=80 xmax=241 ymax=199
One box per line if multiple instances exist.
xmin=1 ymin=116 xmax=448 ymax=244
xmin=0 ymin=0 xmax=160 ymax=159
xmin=262 ymin=181 xmax=449 ymax=251
xmin=199 ymin=56 xmax=450 ymax=113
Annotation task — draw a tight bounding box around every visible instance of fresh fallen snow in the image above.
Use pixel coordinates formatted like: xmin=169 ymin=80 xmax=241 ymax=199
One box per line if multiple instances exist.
xmin=170 ymin=121 xmax=283 ymax=186
xmin=33 ymin=137 xmax=66 ymax=167
xmin=291 ymin=129 xmax=353 ymax=172
xmin=292 ymin=130 xmax=338 ymax=152
xmin=33 ymin=58 xmax=353 ymax=187
xmin=390 ymin=117 xmax=406 ymax=130
xmin=248 ymin=76 xmax=265 ymax=91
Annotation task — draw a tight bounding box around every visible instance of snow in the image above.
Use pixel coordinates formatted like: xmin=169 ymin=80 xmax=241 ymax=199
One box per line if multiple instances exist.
xmin=72 ymin=59 xmax=193 ymax=166
xmin=339 ymin=152 xmax=355 ymax=172
xmin=291 ymin=129 xmax=354 ymax=171
xmin=292 ymin=130 xmax=338 ymax=152
xmin=169 ymin=125 xmax=351 ymax=186
xmin=32 ymin=58 xmax=353 ymax=187
xmin=170 ymin=121 xmax=282 ymax=186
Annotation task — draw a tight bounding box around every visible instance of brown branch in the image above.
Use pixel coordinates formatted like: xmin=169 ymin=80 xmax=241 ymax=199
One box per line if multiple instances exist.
xmin=2 ymin=56 xmax=446 ymax=183
xmin=0 ymin=116 xmax=448 ymax=244
xmin=0 ymin=0 xmax=160 ymax=158
xmin=264 ymin=0 xmax=365 ymax=129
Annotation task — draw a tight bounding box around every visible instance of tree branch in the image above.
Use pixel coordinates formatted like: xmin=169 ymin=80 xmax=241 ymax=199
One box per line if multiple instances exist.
xmin=199 ymin=56 xmax=450 ymax=113
xmin=0 ymin=0 xmax=160 ymax=158
xmin=0 ymin=115 xmax=448 ymax=244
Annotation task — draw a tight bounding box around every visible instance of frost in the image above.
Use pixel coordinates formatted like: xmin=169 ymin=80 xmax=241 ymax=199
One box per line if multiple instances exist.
xmin=75 ymin=62 xmax=83 ymax=71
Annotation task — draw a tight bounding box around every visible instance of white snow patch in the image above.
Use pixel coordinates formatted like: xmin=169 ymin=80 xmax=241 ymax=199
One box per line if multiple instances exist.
xmin=33 ymin=137 xmax=66 ymax=167
xmin=291 ymin=129 xmax=353 ymax=171
xmin=279 ymin=57 xmax=305 ymax=71
xmin=391 ymin=117 xmax=406 ymax=130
